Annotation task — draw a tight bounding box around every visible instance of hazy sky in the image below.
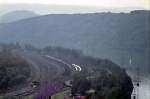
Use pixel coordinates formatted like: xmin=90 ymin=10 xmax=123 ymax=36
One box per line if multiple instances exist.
xmin=0 ymin=0 xmax=149 ymax=9
xmin=0 ymin=0 xmax=149 ymax=16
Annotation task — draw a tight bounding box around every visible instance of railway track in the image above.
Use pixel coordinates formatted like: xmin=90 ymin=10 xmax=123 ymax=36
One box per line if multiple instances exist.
xmin=0 ymin=52 xmax=74 ymax=98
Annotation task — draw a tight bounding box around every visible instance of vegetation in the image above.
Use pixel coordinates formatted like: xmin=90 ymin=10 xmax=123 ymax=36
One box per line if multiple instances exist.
xmin=0 ymin=47 xmax=31 ymax=91
xmin=71 ymin=72 xmax=133 ymax=99
xmin=0 ymin=10 xmax=149 ymax=76
xmin=40 ymin=46 xmax=133 ymax=99
xmin=0 ymin=44 xmax=133 ymax=98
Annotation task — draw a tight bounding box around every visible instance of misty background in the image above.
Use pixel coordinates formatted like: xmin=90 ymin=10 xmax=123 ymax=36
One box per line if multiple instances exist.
xmin=0 ymin=2 xmax=149 ymax=99
xmin=0 ymin=5 xmax=149 ymax=76
xmin=0 ymin=2 xmax=149 ymax=78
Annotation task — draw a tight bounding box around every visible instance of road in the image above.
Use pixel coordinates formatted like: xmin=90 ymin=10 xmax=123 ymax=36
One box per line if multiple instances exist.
xmin=3 ymin=51 xmax=147 ymax=98
xmin=1 ymin=52 xmax=73 ymax=97
xmin=133 ymin=77 xmax=150 ymax=99
xmin=127 ymin=71 xmax=150 ymax=99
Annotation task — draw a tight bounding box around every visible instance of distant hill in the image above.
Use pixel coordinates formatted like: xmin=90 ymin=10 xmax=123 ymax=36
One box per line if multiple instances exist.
xmin=0 ymin=10 xmax=38 ymax=23
xmin=0 ymin=10 xmax=149 ymax=74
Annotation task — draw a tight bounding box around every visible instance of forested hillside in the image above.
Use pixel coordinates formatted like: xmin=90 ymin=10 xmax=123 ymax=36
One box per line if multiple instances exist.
xmin=0 ymin=10 xmax=149 ymax=75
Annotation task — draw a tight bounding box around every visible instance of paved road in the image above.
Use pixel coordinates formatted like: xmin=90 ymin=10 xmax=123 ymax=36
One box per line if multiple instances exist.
xmin=127 ymin=71 xmax=150 ymax=99
xmin=3 ymin=51 xmax=145 ymax=99
xmin=1 ymin=52 xmax=72 ymax=97
xmin=133 ymin=77 xmax=150 ymax=99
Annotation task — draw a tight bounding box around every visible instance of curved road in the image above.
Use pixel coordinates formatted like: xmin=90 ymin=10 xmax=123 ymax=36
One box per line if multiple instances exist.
xmin=2 ymin=52 xmax=73 ymax=97
xmin=3 ymin=51 xmax=146 ymax=99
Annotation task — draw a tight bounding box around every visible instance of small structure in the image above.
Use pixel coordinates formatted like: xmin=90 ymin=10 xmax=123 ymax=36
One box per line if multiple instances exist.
xmin=74 ymin=95 xmax=86 ymax=99
xmin=31 ymin=81 xmax=40 ymax=88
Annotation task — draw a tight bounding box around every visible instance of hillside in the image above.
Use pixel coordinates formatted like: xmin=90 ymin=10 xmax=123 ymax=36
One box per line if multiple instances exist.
xmin=0 ymin=47 xmax=31 ymax=92
xmin=23 ymin=45 xmax=133 ymax=99
xmin=0 ymin=10 xmax=38 ymax=23
xmin=0 ymin=10 xmax=149 ymax=74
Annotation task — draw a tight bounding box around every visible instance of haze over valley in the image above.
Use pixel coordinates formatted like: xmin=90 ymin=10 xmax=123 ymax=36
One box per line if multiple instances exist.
xmin=0 ymin=2 xmax=149 ymax=98
xmin=0 ymin=10 xmax=149 ymax=76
